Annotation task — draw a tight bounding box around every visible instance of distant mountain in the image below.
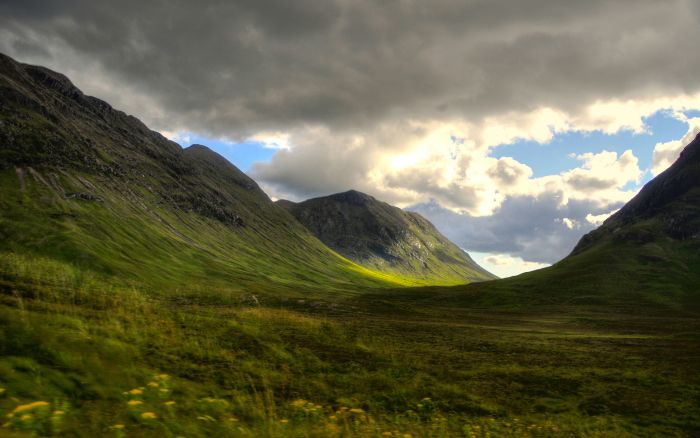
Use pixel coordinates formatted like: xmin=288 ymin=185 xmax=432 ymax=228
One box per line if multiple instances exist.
xmin=277 ymin=190 xmax=496 ymax=284
xmin=0 ymin=53 xmax=409 ymax=293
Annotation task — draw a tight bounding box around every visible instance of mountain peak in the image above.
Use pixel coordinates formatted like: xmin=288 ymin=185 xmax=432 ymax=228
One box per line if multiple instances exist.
xmin=327 ymin=189 xmax=376 ymax=205
xmin=183 ymin=144 xmax=265 ymax=195
xmin=280 ymin=190 xmax=496 ymax=283
xmin=184 ymin=143 xmax=228 ymax=163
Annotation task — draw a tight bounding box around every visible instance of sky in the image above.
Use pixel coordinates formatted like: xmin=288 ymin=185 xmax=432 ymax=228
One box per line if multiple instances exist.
xmin=2 ymin=0 xmax=700 ymax=277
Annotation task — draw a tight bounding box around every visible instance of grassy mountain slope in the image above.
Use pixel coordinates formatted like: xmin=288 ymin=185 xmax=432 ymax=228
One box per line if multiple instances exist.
xmin=278 ymin=191 xmax=495 ymax=285
xmin=0 ymin=53 xmax=412 ymax=294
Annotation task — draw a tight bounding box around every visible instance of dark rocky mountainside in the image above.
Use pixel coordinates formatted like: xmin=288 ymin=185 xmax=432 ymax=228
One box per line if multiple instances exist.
xmin=0 ymin=53 xmax=272 ymax=228
xmin=278 ymin=190 xmax=496 ymax=283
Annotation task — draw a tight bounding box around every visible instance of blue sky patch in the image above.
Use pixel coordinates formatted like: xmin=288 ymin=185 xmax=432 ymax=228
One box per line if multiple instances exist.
xmin=489 ymin=110 xmax=690 ymax=186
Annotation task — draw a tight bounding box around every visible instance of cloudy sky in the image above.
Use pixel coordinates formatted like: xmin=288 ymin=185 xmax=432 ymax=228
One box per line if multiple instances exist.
xmin=3 ymin=0 xmax=700 ymax=277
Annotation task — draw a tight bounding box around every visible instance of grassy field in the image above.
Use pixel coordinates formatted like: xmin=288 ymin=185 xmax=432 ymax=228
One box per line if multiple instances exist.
xmin=1 ymin=250 xmax=699 ymax=437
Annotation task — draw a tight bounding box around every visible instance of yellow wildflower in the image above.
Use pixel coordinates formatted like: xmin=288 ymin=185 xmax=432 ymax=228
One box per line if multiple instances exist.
xmin=141 ymin=412 xmax=157 ymax=420
xmin=53 ymin=410 xmax=65 ymax=416
xmin=20 ymin=414 xmax=32 ymax=422
xmin=349 ymin=408 xmax=364 ymax=414
xmin=129 ymin=388 xmax=143 ymax=395
xmin=329 ymin=415 xmax=337 ymax=421
xmin=127 ymin=400 xmax=143 ymax=406
xmin=147 ymin=382 xmax=159 ymax=388
xmin=280 ymin=419 xmax=289 ymax=424
xmin=164 ymin=400 xmax=176 ymax=406
xmin=156 ymin=374 xmax=169 ymax=380
xmin=110 ymin=424 xmax=125 ymax=430
xmin=13 ymin=401 xmax=49 ymax=413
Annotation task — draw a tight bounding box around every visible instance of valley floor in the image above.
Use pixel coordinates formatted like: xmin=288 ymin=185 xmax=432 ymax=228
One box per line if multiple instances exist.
xmin=1 ymin=259 xmax=699 ymax=437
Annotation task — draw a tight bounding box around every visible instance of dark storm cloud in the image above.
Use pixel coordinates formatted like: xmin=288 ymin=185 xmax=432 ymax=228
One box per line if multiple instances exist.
xmin=1 ymin=0 xmax=700 ymax=137
xmin=410 ymin=195 xmax=624 ymax=264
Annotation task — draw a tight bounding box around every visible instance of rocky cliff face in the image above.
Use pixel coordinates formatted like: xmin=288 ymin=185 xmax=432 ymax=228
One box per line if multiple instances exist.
xmin=0 ymin=53 xmax=277 ymax=229
xmin=278 ymin=190 xmax=496 ymax=283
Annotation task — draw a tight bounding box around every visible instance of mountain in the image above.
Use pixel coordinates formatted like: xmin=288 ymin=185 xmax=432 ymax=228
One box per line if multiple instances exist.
xmin=277 ymin=190 xmax=496 ymax=284
xmin=0 ymin=53 xmax=411 ymax=295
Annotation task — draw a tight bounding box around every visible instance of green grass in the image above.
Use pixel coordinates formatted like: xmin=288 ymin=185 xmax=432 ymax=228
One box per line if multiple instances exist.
xmin=1 ymin=248 xmax=699 ymax=437
xmin=0 ymin=167 xmax=417 ymax=295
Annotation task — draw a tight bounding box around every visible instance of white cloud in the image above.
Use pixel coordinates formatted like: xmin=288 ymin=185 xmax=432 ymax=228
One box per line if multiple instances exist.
xmin=561 ymin=218 xmax=577 ymax=229
xmin=585 ymin=210 xmax=617 ymax=226
xmin=251 ymin=85 xmax=700 ymax=217
xmin=472 ymin=252 xmax=550 ymax=278
xmin=250 ymin=132 xmax=292 ymax=150
xmin=559 ymin=149 xmax=642 ymax=205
